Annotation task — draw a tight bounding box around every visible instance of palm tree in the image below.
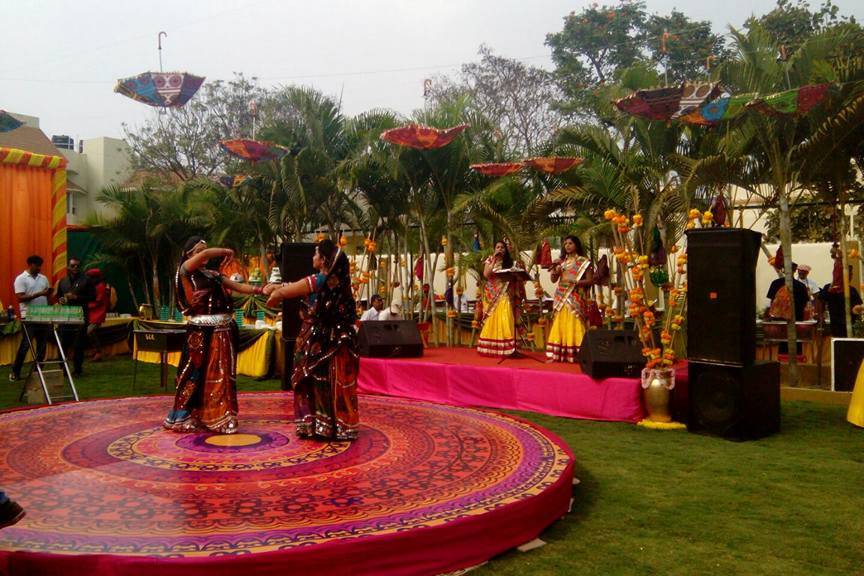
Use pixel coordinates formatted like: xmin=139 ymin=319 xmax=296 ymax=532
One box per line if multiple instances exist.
xmin=258 ymin=86 xmax=360 ymax=241
xmin=91 ymin=180 xmax=211 ymax=309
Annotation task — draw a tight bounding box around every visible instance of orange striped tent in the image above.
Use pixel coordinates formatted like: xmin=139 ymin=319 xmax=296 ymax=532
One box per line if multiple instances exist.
xmin=0 ymin=146 xmax=68 ymax=309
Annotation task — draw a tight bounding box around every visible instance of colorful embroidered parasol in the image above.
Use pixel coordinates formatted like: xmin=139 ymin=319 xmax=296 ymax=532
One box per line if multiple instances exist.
xmin=220 ymin=139 xmax=290 ymax=163
xmin=469 ymin=162 xmax=525 ymax=177
xmin=616 ymin=83 xmax=830 ymax=125
xmin=0 ymin=111 xmax=23 ymax=133
xmin=745 ymin=83 xmax=830 ymax=117
xmin=679 ymin=93 xmax=752 ymax=125
xmin=114 ymin=71 xmax=205 ymax=108
xmin=615 ymin=86 xmax=684 ymax=121
xmin=524 ymin=156 xmax=583 ymax=175
xmin=615 ymin=83 xmax=727 ymax=123
xmin=380 ymin=124 xmax=468 ymax=150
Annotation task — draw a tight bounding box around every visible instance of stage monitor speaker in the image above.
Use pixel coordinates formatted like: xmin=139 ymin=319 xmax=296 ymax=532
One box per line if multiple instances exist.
xmin=280 ymin=242 xmax=316 ymax=390
xmin=831 ymin=338 xmax=864 ymax=392
xmin=687 ymin=360 xmax=780 ymax=441
xmin=358 ymin=320 xmax=423 ymax=358
xmin=579 ymin=329 xmax=644 ymax=379
xmin=686 ymin=228 xmax=762 ymax=366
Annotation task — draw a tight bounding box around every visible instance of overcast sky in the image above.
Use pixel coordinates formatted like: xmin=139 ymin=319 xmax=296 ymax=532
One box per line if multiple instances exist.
xmin=1 ymin=0 xmax=861 ymax=143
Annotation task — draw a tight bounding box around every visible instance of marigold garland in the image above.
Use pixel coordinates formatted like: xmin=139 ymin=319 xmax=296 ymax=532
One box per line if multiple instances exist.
xmin=603 ymin=207 xmax=703 ymax=368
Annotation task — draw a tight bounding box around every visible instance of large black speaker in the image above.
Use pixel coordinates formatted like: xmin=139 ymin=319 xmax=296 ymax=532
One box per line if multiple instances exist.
xmin=358 ymin=320 xmax=423 ymax=358
xmin=280 ymin=242 xmax=316 ymax=390
xmin=686 ymin=228 xmax=762 ymax=366
xmin=688 ymin=360 xmax=780 ymax=440
xmin=579 ymin=329 xmax=644 ymax=379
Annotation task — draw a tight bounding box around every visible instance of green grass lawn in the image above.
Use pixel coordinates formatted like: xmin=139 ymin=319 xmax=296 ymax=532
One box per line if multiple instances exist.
xmin=1 ymin=357 xmax=862 ymax=575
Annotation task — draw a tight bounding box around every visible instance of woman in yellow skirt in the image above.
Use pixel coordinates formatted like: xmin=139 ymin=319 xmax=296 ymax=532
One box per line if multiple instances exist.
xmin=849 ymin=360 xmax=864 ymax=428
xmin=847 ymin=303 xmax=864 ymax=428
xmin=477 ymin=240 xmax=524 ymax=357
xmin=546 ymin=235 xmax=593 ymax=363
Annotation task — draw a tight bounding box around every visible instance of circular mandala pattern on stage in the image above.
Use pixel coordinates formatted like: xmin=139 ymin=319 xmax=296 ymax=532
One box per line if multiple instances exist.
xmin=0 ymin=393 xmax=571 ymax=558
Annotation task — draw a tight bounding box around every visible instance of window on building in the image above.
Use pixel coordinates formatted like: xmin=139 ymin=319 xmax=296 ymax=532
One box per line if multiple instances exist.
xmin=67 ymin=191 xmax=77 ymax=216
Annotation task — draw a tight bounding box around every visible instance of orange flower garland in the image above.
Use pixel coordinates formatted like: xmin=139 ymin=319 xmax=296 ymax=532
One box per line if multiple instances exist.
xmin=605 ymin=207 xmax=697 ymax=369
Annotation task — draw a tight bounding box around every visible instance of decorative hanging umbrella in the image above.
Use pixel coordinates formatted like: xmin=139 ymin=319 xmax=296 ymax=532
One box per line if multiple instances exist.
xmin=0 ymin=111 xmax=23 ymax=133
xmin=678 ymin=93 xmax=753 ymax=125
xmin=614 ymin=85 xmax=684 ymax=121
xmin=535 ymin=239 xmax=553 ymax=268
xmin=114 ymin=32 xmax=205 ymax=108
xmin=219 ymin=174 xmax=254 ymax=188
xmin=745 ymin=83 xmax=830 ymax=117
xmin=115 ymin=71 xmax=205 ymax=108
xmin=616 ymin=83 xmax=830 ymax=125
xmin=380 ymin=124 xmax=468 ymax=150
xmin=469 ymin=162 xmax=524 ymax=177
xmin=708 ymin=194 xmax=729 ymax=227
xmin=524 ymin=156 xmax=583 ymax=175
xmin=615 ymin=83 xmax=727 ymax=123
xmin=220 ymin=139 xmax=290 ymax=163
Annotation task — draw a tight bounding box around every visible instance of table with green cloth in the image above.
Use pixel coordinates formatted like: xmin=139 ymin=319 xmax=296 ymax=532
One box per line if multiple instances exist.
xmin=0 ymin=317 xmax=133 ymax=366
xmin=132 ymin=319 xmax=277 ymax=379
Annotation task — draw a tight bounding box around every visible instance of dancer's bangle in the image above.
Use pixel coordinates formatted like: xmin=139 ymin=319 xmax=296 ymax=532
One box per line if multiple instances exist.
xmin=253 ymin=286 xmax=263 ymax=295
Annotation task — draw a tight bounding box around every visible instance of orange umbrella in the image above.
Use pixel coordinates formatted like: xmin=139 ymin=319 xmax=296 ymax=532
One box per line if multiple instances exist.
xmin=220 ymin=139 xmax=289 ymax=163
xmin=380 ymin=124 xmax=468 ymax=150
xmin=469 ymin=162 xmax=525 ymax=177
xmin=524 ymin=156 xmax=583 ymax=175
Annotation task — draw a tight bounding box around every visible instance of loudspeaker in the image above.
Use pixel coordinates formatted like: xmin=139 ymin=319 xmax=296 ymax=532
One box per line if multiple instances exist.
xmin=579 ymin=329 xmax=644 ymax=379
xmin=831 ymin=338 xmax=864 ymax=392
xmin=686 ymin=228 xmax=762 ymax=366
xmin=280 ymin=242 xmax=316 ymax=390
xmin=688 ymin=360 xmax=780 ymax=440
xmin=358 ymin=320 xmax=423 ymax=358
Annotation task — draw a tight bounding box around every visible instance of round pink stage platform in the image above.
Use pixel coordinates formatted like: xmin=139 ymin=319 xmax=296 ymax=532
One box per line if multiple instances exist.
xmin=0 ymin=393 xmax=573 ymax=576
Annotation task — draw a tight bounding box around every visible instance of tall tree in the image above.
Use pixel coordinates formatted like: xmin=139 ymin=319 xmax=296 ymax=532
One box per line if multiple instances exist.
xmin=643 ymin=10 xmax=728 ymax=83
xmin=746 ymin=0 xmax=855 ymax=55
xmin=546 ymin=1 xmax=727 ymax=119
xmin=429 ymin=46 xmax=563 ymax=156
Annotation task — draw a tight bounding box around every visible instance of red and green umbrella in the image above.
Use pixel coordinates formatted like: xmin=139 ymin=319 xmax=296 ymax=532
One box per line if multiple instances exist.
xmin=114 ymin=71 xmax=205 ymax=108
xmin=745 ymin=83 xmax=830 ymax=117
xmin=615 ymin=83 xmax=831 ymax=125
xmin=220 ymin=139 xmax=290 ymax=163
xmin=380 ymin=124 xmax=468 ymax=150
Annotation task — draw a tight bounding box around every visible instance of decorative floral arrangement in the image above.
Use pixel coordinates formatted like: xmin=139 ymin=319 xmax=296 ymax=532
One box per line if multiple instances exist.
xmin=602 ymin=208 xmax=703 ymax=372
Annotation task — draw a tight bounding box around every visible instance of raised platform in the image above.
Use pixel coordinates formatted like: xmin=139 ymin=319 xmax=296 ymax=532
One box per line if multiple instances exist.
xmin=0 ymin=393 xmax=573 ymax=576
xmin=359 ymin=347 xmax=653 ymax=423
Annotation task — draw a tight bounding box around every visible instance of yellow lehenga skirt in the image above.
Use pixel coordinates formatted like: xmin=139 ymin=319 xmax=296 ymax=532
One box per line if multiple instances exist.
xmin=546 ymin=306 xmax=586 ymax=363
xmin=847 ymin=359 xmax=864 ymax=428
xmin=477 ymin=296 xmax=516 ymax=357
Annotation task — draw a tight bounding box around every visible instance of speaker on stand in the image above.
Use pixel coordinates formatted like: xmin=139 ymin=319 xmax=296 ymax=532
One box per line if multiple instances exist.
xmin=579 ymin=329 xmax=644 ymax=379
xmin=358 ymin=320 xmax=424 ymax=358
xmin=686 ymin=228 xmax=761 ymax=366
xmin=684 ymin=228 xmax=780 ymax=440
xmin=280 ymin=242 xmax=316 ymax=390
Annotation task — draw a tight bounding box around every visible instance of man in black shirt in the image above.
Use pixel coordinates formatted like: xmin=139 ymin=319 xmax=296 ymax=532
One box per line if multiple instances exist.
xmin=766 ymin=263 xmax=810 ymax=321
xmin=55 ymin=257 xmax=94 ymax=376
xmin=816 ymin=261 xmax=863 ymax=338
